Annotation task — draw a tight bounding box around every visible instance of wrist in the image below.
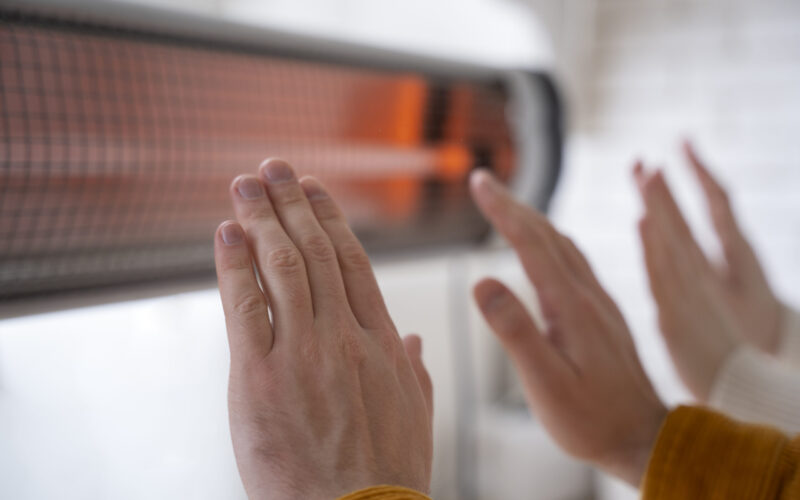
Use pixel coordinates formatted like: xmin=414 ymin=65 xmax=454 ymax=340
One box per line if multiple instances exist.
xmin=763 ymin=301 xmax=788 ymax=356
xmin=602 ymin=401 xmax=668 ymax=487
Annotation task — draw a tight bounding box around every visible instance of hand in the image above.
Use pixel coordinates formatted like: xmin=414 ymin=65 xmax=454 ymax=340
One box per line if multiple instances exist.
xmin=213 ymin=159 xmax=433 ymax=499
xmin=634 ymin=162 xmax=739 ymax=400
xmin=469 ymin=170 xmax=667 ymax=487
xmin=683 ymin=142 xmax=783 ymax=354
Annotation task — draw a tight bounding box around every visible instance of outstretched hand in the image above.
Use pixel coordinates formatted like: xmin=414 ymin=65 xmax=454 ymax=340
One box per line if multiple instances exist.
xmin=634 ymin=141 xmax=782 ymax=400
xmin=470 ymin=170 xmax=667 ymax=487
xmin=214 ymin=159 xmax=433 ymax=499
xmin=683 ymin=142 xmax=783 ymax=354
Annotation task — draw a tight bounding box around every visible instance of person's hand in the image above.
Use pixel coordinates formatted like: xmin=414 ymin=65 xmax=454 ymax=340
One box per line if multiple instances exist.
xmin=683 ymin=142 xmax=783 ymax=354
xmin=633 ymin=161 xmax=740 ymax=400
xmin=213 ymin=159 xmax=433 ymax=499
xmin=469 ymin=170 xmax=667 ymax=487
xmin=633 ymin=142 xmax=784 ymax=399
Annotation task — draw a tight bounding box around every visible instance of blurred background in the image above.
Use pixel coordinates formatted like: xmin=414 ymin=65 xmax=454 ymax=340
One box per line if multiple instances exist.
xmin=1 ymin=0 xmax=799 ymax=498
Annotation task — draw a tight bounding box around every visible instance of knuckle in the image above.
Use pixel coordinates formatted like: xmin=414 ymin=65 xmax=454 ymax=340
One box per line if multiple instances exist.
xmin=243 ymin=202 xmax=275 ymax=221
xmin=536 ymin=287 xmax=564 ymax=319
xmin=298 ymin=340 xmax=323 ymax=366
xmin=300 ymin=233 xmax=336 ymax=263
xmin=375 ymin=329 xmax=400 ymax=358
xmin=338 ymin=329 xmax=368 ymax=364
xmin=339 ymin=241 xmax=371 ymax=272
xmin=284 ymin=285 xmax=311 ymax=310
xmin=219 ymin=250 xmax=251 ymax=272
xmin=266 ymin=246 xmax=303 ymax=272
xmin=312 ymin=201 xmax=340 ymax=222
xmin=496 ymin=309 xmax=530 ymax=343
xmin=277 ymin=189 xmax=307 ymax=208
xmin=232 ymin=293 xmax=267 ymax=319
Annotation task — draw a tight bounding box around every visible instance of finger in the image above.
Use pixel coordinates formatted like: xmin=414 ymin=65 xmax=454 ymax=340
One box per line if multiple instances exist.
xmin=641 ymin=170 xmax=692 ymax=240
xmin=684 ymin=140 xmax=737 ymax=233
xmin=632 ymin=159 xmax=649 ymax=194
xmin=639 ymin=170 xmax=710 ymax=274
xmin=638 ymin=215 xmax=679 ymax=304
xmin=214 ymin=221 xmax=273 ymax=362
xmin=633 ymin=162 xmax=703 ymax=281
xmin=403 ymin=334 xmax=434 ymax=420
xmin=469 ymin=170 xmax=574 ymax=319
xmin=683 ymin=141 xmax=748 ymax=267
xmin=634 ymin=163 xmax=686 ymax=296
xmin=259 ymin=159 xmax=350 ymax=320
xmin=473 ymin=278 xmax=573 ymax=390
xmin=300 ymin=176 xmax=391 ymax=329
xmin=555 ymin=233 xmax=598 ymax=293
xmin=230 ymin=174 xmax=313 ymax=333
xmin=557 ymin=234 xmax=623 ymax=321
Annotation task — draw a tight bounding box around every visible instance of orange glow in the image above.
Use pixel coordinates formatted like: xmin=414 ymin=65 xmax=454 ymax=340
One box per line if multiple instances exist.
xmin=0 ymin=20 xmax=516 ymax=296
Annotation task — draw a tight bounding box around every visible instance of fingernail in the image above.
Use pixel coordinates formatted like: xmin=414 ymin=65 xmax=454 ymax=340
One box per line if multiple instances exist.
xmin=236 ymin=177 xmax=264 ymax=200
xmin=301 ymin=179 xmax=327 ymax=201
xmin=471 ymin=169 xmax=501 ymax=197
xmin=262 ymin=160 xmax=294 ymax=183
xmin=483 ymin=288 xmax=508 ymax=312
xmin=221 ymin=223 xmax=244 ymax=245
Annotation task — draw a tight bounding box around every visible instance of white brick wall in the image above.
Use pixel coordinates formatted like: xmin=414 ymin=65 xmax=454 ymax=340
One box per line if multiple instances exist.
xmin=543 ymin=0 xmax=800 ymax=496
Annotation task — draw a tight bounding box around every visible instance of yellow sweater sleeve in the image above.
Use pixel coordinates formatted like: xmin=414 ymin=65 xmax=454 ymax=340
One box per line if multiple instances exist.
xmin=337 ymin=485 xmax=432 ymax=500
xmin=642 ymin=405 xmax=800 ymax=499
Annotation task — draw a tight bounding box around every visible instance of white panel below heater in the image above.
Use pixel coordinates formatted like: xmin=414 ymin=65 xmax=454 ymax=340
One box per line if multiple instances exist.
xmin=477 ymin=408 xmax=592 ymax=500
xmin=465 ymin=248 xmax=593 ymax=500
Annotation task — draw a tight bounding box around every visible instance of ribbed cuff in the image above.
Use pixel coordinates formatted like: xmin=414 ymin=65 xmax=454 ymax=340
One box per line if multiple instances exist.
xmin=709 ymin=346 xmax=800 ymax=434
xmin=777 ymin=305 xmax=800 ymax=367
xmin=337 ymin=486 xmax=432 ymax=500
xmin=641 ymin=406 xmax=792 ymax=500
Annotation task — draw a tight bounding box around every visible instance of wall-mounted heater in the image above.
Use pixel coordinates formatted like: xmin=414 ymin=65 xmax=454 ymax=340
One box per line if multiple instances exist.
xmin=0 ymin=0 xmax=562 ymax=315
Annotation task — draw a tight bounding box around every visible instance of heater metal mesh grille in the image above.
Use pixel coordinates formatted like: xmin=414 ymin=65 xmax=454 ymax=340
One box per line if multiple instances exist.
xmin=0 ymin=10 xmax=518 ymax=301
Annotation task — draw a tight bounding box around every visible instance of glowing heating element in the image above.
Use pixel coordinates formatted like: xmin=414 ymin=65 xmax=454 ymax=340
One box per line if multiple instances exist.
xmin=0 ymin=9 xmax=526 ymax=301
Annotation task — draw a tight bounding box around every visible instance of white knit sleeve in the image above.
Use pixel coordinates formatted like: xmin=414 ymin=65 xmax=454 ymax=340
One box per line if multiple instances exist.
xmin=709 ymin=346 xmax=800 ymax=434
xmin=777 ymin=304 xmax=800 ymax=367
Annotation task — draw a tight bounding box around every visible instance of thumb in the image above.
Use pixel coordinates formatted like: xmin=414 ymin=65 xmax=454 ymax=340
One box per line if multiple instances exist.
xmin=403 ymin=334 xmax=434 ymax=420
xmin=473 ymin=278 xmax=571 ymax=392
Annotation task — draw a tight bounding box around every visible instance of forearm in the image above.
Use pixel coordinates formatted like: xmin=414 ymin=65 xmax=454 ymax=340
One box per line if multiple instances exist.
xmin=642 ymin=406 xmax=800 ymax=499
